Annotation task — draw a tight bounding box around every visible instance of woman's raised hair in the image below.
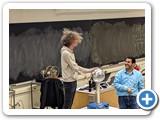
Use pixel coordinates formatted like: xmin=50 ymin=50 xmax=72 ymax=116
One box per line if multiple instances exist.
xmin=60 ymin=28 xmax=83 ymax=47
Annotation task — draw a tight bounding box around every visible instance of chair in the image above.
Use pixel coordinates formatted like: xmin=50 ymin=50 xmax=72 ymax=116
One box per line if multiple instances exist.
xmin=40 ymin=78 xmax=64 ymax=109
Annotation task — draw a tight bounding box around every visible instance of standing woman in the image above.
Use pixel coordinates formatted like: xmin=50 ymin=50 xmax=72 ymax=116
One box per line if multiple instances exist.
xmin=60 ymin=28 xmax=95 ymax=109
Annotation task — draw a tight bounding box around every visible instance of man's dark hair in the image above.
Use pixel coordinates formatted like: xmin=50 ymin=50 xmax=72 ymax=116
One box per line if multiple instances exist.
xmin=126 ymin=57 xmax=136 ymax=64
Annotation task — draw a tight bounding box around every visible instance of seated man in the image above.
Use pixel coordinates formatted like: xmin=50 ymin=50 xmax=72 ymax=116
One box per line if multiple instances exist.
xmin=133 ymin=63 xmax=140 ymax=71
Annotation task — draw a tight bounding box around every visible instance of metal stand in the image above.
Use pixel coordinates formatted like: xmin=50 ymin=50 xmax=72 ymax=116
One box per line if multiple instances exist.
xmin=9 ymin=89 xmax=15 ymax=109
xmin=30 ymin=80 xmax=41 ymax=109
xmin=96 ymin=82 xmax=101 ymax=104
xmin=30 ymin=81 xmax=34 ymax=109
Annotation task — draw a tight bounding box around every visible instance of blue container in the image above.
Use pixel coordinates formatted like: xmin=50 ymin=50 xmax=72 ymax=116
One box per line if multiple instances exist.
xmin=87 ymin=102 xmax=109 ymax=109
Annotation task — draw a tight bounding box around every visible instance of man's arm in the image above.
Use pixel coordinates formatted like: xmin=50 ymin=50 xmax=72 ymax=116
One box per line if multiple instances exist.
xmin=138 ymin=73 xmax=144 ymax=91
xmin=114 ymin=72 xmax=128 ymax=92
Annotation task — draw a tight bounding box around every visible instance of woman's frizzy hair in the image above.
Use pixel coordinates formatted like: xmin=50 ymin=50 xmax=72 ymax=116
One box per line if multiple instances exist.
xmin=60 ymin=28 xmax=83 ymax=47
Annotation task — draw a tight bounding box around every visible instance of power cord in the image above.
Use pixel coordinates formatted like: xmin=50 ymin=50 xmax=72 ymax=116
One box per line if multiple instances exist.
xmin=9 ymin=99 xmax=24 ymax=109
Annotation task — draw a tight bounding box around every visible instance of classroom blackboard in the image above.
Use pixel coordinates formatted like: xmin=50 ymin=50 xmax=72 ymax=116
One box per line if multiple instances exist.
xmin=9 ymin=17 xmax=145 ymax=84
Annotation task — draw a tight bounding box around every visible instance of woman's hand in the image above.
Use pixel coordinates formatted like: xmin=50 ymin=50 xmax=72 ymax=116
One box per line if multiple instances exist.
xmin=89 ymin=67 xmax=98 ymax=72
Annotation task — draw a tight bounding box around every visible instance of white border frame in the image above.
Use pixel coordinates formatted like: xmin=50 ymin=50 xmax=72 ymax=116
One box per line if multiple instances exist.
xmin=3 ymin=3 xmax=151 ymax=115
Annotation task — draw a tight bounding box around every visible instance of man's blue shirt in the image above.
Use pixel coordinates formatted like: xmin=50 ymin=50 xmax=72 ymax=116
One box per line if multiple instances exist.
xmin=114 ymin=68 xmax=144 ymax=96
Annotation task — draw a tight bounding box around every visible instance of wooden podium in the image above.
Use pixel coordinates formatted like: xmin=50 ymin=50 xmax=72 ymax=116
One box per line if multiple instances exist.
xmin=71 ymin=87 xmax=119 ymax=109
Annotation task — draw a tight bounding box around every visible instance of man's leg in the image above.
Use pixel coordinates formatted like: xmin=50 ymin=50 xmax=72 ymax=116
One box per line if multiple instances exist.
xmin=118 ymin=96 xmax=127 ymax=109
xmin=129 ymin=96 xmax=139 ymax=109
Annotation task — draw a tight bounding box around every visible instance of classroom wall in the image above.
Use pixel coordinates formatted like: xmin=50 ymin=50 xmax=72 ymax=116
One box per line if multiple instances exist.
xmin=9 ymin=9 xmax=144 ymax=23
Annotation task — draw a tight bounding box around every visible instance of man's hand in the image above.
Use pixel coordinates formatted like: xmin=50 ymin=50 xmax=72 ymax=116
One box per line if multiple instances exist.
xmin=126 ymin=88 xmax=132 ymax=94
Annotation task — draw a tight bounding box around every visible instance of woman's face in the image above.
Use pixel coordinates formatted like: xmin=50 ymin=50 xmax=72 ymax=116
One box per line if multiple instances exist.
xmin=72 ymin=39 xmax=79 ymax=48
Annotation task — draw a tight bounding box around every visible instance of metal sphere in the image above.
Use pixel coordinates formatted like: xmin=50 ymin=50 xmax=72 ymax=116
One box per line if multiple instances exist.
xmin=91 ymin=68 xmax=105 ymax=83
